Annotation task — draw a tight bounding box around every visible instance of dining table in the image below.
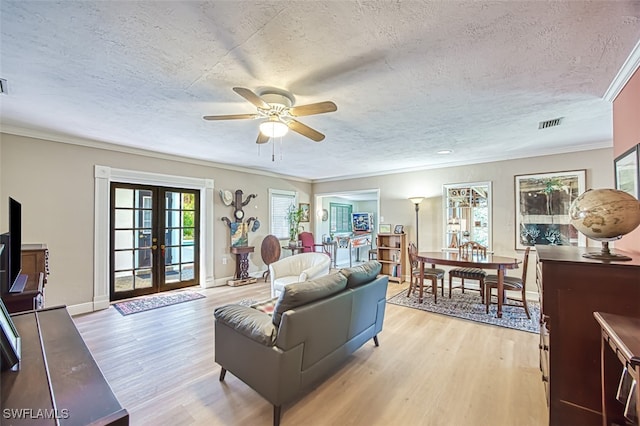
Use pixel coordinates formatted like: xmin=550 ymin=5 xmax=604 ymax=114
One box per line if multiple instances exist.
xmin=416 ymin=251 xmax=521 ymax=318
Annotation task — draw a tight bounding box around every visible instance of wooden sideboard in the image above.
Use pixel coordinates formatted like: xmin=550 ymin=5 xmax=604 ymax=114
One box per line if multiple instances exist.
xmin=1 ymin=306 xmax=129 ymax=425
xmin=536 ymin=245 xmax=640 ymax=426
xmin=2 ymin=244 xmax=48 ymax=313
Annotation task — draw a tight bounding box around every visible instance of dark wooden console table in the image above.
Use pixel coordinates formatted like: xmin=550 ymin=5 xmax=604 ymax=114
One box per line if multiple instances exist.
xmin=536 ymin=246 xmax=640 ymax=426
xmin=594 ymin=312 xmax=640 ymax=426
xmin=1 ymin=306 xmax=129 ymax=425
xmin=228 ymin=246 xmax=256 ymax=286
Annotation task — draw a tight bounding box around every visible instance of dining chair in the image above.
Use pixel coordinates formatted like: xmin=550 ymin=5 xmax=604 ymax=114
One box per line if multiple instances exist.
xmin=448 ymin=241 xmax=487 ymax=300
xmin=484 ymin=247 xmax=531 ymax=318
xmin=406 ymin=242 xmax=446 ymax=303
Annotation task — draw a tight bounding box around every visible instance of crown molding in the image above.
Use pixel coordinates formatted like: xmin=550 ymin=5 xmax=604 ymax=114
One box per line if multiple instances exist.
xmin=603 ymin=38 xmax=640 ymax=102
xmin=1 ymin=125 xmax=311 ymax=183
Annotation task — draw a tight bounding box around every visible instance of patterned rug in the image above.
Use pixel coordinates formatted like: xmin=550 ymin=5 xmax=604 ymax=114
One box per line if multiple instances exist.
xmin=113 ymin=291 xmax=205 ymax=316
xmin=387 ymin=288 xmax=540 ymax=333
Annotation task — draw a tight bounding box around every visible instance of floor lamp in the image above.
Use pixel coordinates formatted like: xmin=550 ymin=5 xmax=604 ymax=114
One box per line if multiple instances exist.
xmin=409 ymin=197 xmax=424 ymax=249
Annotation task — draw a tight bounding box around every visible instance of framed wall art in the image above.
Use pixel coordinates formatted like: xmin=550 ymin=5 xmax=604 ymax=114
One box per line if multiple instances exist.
xmin=393 ymin=224 xmax=404 ymax=234
xmin=515 ymin=170 xmax=586 ymax=250
xmin=614 ymin=144 xmax=639 ymax=198
xmin=379 ymin=224 xmax=391 ymax=234
xmin=299 ymin=203 xmax=310 ymax=222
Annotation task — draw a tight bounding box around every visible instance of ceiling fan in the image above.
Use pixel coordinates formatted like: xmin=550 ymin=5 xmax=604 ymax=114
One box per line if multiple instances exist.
xmin=203 ymin=87 xmax=337 ymax=143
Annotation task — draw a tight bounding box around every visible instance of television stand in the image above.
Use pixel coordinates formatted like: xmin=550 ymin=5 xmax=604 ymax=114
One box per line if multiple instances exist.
xmin=8 ymin=273 xmax=28 ymax=293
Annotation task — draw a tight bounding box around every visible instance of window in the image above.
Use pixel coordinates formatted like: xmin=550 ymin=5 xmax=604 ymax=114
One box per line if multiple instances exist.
xmin=269 ymin=189 xmax=297 ymax=239
xmin=443 ymin=182 xmax=492 ymax=250
xmin=330 ymin=203 xmax=352 ymax=233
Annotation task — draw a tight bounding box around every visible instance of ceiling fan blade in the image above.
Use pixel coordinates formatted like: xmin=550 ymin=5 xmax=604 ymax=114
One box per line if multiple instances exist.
xmin=233 ymin=87 xmax=270 ymax=110
xmin=256 ymin=132 xmax=270 ymax=144
xmin=288 ymin=119 xmax=325 ymax=142
xmin=203 ymin=113 xmax=259 ymax=121
xmin=289 ymin=101 xmax=337 ymax=117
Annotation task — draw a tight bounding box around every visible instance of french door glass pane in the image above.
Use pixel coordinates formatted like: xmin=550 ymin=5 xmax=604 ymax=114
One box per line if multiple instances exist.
xmin=162 ymin=190 xmax=197 ymax=286
xmin=115 ymin=270 xmax=133 ymax=291
xmin=115 ymin=188 xmax=133 ymax=208
xmin=115 ymin=210 xmax=133 ymax=228
xmin=135 ymin=269 xmax=152 ymax=288
xmin=114 ymin=230 xmax=133 ymax=250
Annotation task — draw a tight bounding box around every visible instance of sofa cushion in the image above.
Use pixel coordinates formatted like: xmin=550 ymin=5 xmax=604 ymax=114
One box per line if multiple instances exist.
xmin=340 ymin=260 xmax=382 ymax=288
xmin=272 ymin=273 xmax=347 ymax=326
xmin=214 ymin=304 xmax=278 ymax=346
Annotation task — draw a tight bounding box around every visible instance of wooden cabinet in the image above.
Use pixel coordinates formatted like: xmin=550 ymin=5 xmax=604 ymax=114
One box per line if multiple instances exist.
xmin=2 ymin=244 xmax=49 ymax=313
xmin=376 ymin=233 xmax=406 ymax=283
xmin=536 ymin=245 xmax=640 ymax=426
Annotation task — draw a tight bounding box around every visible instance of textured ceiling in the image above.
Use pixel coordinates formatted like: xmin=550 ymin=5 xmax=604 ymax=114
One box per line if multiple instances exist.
xmin=1 ymin=1 xmax=639 ymax=181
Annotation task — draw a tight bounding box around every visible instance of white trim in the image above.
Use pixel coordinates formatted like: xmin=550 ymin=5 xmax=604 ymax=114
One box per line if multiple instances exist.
xmin=604 ymin=39 xmax=640 ymax=102
xmin=3 ymin=125 xmax=311 ymax=183
xmin=93 ymin=165 xmax=215 ymax=312
xmin=67 ymin=302 xmax=96 ymax=316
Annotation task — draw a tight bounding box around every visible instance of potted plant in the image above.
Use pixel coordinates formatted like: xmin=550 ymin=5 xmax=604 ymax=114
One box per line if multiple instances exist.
xmin=287 ymin=205 xmax=304 ymax=247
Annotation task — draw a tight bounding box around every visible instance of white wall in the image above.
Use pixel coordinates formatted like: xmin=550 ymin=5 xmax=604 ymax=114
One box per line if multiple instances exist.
xmin=1 ymin=131 xmax=614 ymax=305
xmin=0 ymin=132 xmax=312 ymax=309
xmin=313 ymin=148 xmax=614 ymax=296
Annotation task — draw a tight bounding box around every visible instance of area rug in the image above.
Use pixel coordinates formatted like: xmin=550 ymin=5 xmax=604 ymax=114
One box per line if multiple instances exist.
xmin=113 ymin=291 xmax=205 ymax=316
xmin=387 ymin=289 xmax=540 ymax=333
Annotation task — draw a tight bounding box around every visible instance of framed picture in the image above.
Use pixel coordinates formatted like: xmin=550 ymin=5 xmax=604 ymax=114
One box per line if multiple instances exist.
xmin=379 ymin=224 xmax=391 ymax=234
xmin=515 ymin=170 xmax=586 ymax=249
xmin=0 ymin=298 xmax=20 ymax=371
xmin=394 ymin=224 xmax=404 ymax=234
xmin=614 ymin=144 xmax=639 ymax=198
xmin=299 ymin=203 xmax=310 ymax=222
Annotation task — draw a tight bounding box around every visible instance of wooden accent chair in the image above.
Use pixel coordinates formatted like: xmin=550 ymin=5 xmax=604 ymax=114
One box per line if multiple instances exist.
xmin=484 ymin=247 xmax=531 ymax=318
xmin=407 ymin=242 xmax=446 ymax=303
xmin=298 ymin=232 xmax=324 ymax=253
xmin=298 ymin=231 xmax=333 ymax=266
xmin=448 ymin=241 xmax=487 ymax=300
xmin=260 ymin=235 xmax=281 ymax=282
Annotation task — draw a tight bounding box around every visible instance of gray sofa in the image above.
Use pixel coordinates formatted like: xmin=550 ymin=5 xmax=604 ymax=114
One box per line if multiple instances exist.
xmin=214 ymin=261 xmax=388 ymax=426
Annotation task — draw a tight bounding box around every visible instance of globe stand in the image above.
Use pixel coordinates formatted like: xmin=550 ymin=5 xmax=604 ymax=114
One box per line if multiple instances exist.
xmin=582 ymin=241 xmax=632 ymax=261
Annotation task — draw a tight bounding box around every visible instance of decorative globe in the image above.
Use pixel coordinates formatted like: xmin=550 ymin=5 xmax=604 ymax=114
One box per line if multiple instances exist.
xmin=569 ymin=188 xmax=640 ymax=241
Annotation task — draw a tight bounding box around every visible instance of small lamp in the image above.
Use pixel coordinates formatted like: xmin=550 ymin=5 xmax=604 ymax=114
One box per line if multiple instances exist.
xmin=259 ymin=116 xmax=289 ymax=138
xmin=409 ymin=197 xmax=424 ymax=249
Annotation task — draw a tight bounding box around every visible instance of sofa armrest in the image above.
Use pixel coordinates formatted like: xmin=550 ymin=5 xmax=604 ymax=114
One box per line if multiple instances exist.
xmin=214 ymin=304 xmax=278 ymax=346
xmin=299 ymin=260 xmax=330 ymax=282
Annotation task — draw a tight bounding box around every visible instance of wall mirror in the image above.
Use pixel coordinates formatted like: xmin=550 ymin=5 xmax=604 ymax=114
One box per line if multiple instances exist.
xmin=443 ymin=182 xmax=492 ymax=250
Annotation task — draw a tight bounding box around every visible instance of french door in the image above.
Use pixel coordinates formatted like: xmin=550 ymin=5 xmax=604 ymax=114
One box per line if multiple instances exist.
xmin=110 ymin=183 xmax=199 ymax=301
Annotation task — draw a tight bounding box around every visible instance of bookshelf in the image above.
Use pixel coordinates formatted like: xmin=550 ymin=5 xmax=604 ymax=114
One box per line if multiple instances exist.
xmin=376 ymin=233 xmax=406 ymax=283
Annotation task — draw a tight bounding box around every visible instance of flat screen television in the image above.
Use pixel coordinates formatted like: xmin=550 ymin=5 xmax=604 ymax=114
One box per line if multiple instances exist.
xmin=0 ymin=198 xmax=25 ymax=294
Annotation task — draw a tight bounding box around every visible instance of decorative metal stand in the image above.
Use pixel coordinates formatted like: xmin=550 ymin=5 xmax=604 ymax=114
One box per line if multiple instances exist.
xmin=221 ymin=189 xmax=260 ymax=286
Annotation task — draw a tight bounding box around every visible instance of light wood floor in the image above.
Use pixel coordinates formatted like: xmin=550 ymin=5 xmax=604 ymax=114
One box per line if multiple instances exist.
xmin=73 ymin=281 xmax=548 ymax=426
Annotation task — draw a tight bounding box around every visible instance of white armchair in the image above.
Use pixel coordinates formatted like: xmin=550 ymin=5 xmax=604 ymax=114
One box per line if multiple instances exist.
xmin=269 ymin=252 xmax=331 ymax=297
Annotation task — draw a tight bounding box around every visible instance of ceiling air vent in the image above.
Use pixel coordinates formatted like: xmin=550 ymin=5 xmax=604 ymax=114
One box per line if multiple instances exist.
xmin=538 ymin=117 xmax=563 ymax=129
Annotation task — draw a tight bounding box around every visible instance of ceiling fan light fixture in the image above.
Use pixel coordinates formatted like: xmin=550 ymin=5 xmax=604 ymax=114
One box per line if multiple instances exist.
xmin=259 ymin=117 xmax=289 ymax=138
